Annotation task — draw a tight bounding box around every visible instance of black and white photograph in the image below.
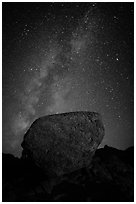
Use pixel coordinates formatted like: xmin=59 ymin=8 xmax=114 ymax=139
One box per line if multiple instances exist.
xmin=2 ymin=1 xmax=134 ymax=202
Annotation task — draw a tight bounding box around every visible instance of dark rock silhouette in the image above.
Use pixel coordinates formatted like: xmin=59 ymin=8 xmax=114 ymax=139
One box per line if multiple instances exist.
xmin=21 ymin=111 xmax=105 ymax=176
xmin=2 ymin=146 xmax=134 ymax=202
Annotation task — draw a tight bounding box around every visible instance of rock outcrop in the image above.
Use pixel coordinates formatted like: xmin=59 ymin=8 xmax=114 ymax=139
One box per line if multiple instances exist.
xmin=2 ymin=146 xmax=134 ymax=201
xmin=21 ymin=111 xmax=105 ymax=176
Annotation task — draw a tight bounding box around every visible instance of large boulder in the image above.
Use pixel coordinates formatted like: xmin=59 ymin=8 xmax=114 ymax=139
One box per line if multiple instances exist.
xmin=21 ymin=111 xmax=105 ymax=177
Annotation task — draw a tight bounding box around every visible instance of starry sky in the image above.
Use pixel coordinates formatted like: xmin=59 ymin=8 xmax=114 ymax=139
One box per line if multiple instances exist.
xmin=3 ymin=2 xmax=134 ymax=157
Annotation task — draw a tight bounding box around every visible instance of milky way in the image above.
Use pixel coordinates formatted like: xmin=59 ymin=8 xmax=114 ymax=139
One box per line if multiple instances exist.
xmin=3 ymin=3 xmax=134 ymax=157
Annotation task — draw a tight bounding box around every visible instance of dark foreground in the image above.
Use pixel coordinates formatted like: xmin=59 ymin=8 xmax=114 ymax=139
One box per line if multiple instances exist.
xmin=2 ymin=145 xmax=134 ymax=202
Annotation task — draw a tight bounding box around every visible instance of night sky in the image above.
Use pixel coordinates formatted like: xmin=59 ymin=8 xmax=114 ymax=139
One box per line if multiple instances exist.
xmin=3 ymin=2 xmax=134 ymax=157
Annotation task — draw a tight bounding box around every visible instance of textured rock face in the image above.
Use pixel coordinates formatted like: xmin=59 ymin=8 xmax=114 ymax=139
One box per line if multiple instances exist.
xmin=21 ymin=111 xmax=105 ymax=176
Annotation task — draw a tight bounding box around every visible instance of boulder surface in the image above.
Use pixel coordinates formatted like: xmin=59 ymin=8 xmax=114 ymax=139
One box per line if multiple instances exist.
xmin=21 ymin=111 xmax=105 ymax=176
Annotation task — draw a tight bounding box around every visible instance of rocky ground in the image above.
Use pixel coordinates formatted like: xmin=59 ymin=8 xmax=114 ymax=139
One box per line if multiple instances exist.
xmin=2 ymin=145 xmax=134 ymax=202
